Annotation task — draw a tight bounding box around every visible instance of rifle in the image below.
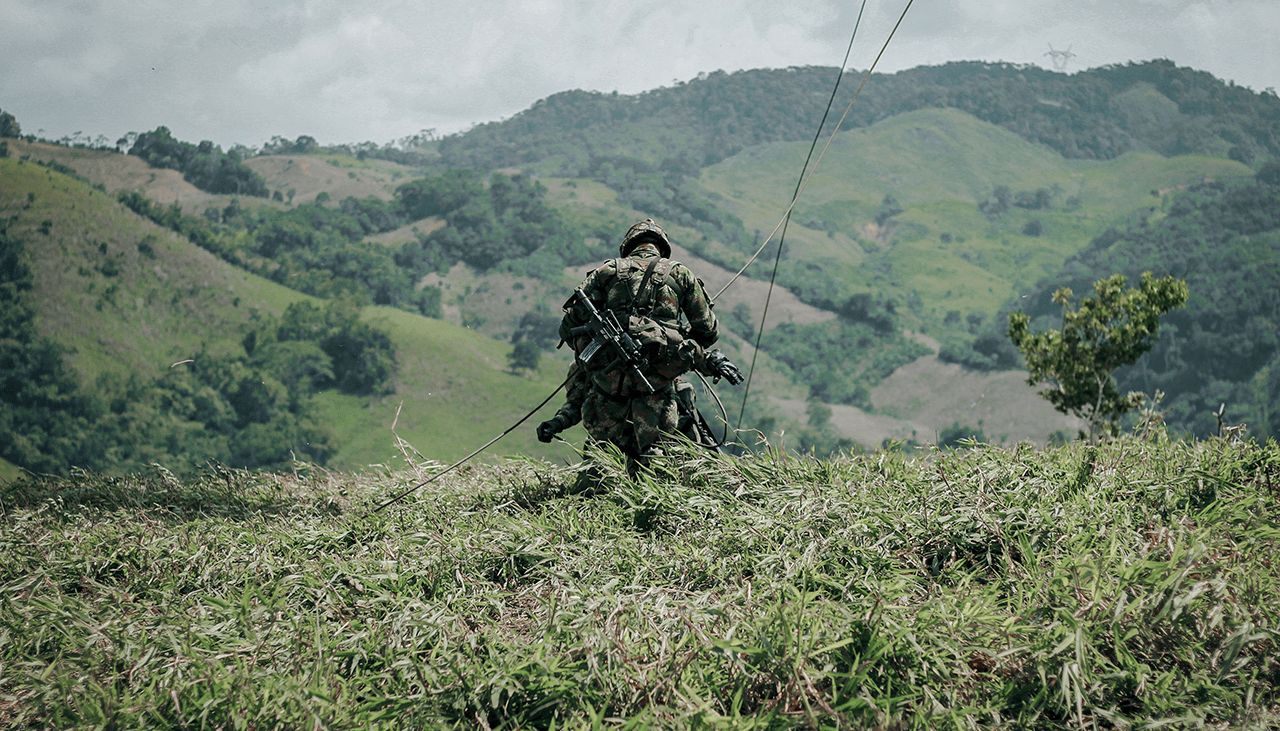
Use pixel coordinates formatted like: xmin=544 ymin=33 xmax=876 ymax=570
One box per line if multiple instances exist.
xmin=676 ymin=399 xmax=723 ymax=453
xmin=565 ymin=289 xmax=655 ymax=394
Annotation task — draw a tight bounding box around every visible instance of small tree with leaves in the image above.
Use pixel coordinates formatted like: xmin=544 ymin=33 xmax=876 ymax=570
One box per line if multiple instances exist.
xmin=508 ymin=340 xmax=540 ymax=373
xmin=1008 ymin=271 xmax=1188 ymax=439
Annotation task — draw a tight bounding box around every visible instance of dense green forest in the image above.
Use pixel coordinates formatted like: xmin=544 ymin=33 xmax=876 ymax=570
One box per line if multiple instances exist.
xmin=437 ymin=60 xmax=1280 ymax=172
xmin=127 ymin=126 xmax=269 ymax=197
xmin=0 ymin=218 xmax=403 ymax=475
xmin=117 ymin=168 xmax=596 ymax=313
xmin=958 ymin=164 xmax=1280 ymax=439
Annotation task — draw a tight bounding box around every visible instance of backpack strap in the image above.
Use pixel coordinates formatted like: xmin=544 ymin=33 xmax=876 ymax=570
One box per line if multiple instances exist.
xmin=628 ymin=258 xmax=663 ymax=317
xmin=645 ymin=259 xmax=678 ymax=316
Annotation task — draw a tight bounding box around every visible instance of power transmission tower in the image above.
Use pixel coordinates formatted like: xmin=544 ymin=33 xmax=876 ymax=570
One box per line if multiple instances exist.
xmin=1045 ymin=44 xmax=1076 ymax=72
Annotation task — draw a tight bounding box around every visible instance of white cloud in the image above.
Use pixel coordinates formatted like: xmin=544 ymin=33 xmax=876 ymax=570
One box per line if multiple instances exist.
xmin=2 ymin=0 xmax=1275 ymax=148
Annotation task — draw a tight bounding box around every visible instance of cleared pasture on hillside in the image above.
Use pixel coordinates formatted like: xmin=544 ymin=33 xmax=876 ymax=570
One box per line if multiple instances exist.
xmin=2 ymin=436 xmax=1277 ymax=729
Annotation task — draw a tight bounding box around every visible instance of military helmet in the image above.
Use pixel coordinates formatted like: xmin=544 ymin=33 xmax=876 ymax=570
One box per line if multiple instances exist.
xmin=619 ymin=218 xmax=671 ymax=258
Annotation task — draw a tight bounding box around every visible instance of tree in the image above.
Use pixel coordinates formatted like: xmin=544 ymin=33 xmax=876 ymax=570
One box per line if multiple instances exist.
xmin=509 ymin=340 xmax=540 ymax=372
xmin=0 ymin=109 xmax=19 ymax=138
xmin=1008 ymin=272 xmax=1188 ymax=439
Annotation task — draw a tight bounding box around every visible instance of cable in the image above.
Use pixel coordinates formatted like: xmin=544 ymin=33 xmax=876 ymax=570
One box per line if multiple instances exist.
xmin=725 ymin=0 xmax=917 ymax=433
xmin=695 ymin=371 xmax=731 ymax=449
xmin=712 ymin=0 xmax=917 ymax=304
xmin=731 ymin=0 xmax=868 ymax=430
xmin=370 ymin=377 xmax=568 ymax=514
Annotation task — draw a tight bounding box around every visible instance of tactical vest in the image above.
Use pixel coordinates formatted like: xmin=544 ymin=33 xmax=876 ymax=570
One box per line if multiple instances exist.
xmin=573 ymin=257 xmax=704 ymax=396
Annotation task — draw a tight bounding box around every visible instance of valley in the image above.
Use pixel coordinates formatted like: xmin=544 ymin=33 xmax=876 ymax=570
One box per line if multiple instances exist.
xmin=2 ymin=60 xmax=1277 ymax=476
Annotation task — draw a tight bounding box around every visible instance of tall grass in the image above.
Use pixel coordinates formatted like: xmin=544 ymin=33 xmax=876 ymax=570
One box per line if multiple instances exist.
xmin=2 ymin=436 xmax=1277 ymax=729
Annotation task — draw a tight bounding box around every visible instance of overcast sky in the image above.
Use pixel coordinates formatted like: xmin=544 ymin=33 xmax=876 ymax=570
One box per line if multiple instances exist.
xmin=2 ymin=0 xmax=1276 ymax=150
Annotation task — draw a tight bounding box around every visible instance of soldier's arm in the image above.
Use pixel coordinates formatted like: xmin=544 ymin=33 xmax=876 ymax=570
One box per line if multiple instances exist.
xmin=560 ymin=360 xmax=588 ymax=425
xmin=538 ymin=361 xmax=586 ymax=442
xmin=559 ymin=262 xmax=616 ymax=345
xmin=673 ymin=266 xmax=719 ymax=347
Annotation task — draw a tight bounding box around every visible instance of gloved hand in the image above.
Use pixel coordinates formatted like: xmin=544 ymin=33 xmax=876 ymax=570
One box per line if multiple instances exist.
xmin=536 ymin=416 xmax=565 ymax=443
xmin=705 ymin=350 xmax=744 ymax=385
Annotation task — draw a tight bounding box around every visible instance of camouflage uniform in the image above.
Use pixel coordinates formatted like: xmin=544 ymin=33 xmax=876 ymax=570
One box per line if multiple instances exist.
xmin=542 ymin=220 xmax=720 ymax=460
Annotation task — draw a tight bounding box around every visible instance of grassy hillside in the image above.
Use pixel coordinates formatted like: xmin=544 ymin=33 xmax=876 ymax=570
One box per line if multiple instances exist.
xmin=310 ymin=305 xmax=578 ymax=469
xmin=0 ymin=457 xmax=21 ymax=483
xmin=1 ymin=157 xmax=296 ymax=381
xmin=6 ymin=96 xmax=1263 ymax=458
xmin=5 ymin=138 xmax=224 ymax=209
xmin=698 ymin=107 xmax=1255 ymax=327
xmin=0 ymin=156 xmax=578 ymax=472
xmin=2 ymin=436 xmax=1276 ymax=728
xmin=245 ymin=153 xmax=419 ymax=206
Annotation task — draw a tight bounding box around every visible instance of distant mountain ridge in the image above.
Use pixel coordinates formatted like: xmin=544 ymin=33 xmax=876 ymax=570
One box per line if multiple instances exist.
xmin=438 ymin=60 xmax=1280 ymax=174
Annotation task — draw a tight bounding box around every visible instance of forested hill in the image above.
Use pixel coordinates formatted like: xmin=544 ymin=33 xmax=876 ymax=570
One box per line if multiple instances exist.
xmin=438 ymin=60 xmax=1280 ymax=173
xmin=987 ymin=165 xmax=1280 ymax=439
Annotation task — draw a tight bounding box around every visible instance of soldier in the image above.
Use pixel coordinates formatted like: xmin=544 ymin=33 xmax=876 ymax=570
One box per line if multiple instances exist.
xmin=537 ymin=219 xmax=742 ymax=463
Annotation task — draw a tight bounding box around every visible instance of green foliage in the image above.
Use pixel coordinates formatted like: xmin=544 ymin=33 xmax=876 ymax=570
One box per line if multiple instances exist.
xmin=1010 ymin=272 xmax=1189 ymax=437
xmin=0 ymin=220 xmax=333 ymax=475
xmin=582 ymin=154 xmax=750 ymax=250
xmin=727 ymin=302 xmax=755 ymax=341
xmin=338 ymin=195 xmax=403 ymax=235
xmin=939 ymin=323 xmax=1023 ymax=371
xmin=395 ymin=171 xmax=575 ymax=272
xmin=437 ymin=61 xmax=1280 ymax=175
xmin=268 ymin=299 xmax=398 ymax=396
xmin=128 ymin=126 xmax=268 ymax=196
xmin=510 ymin=308 xmax=560 ymax=349
xmin=410 ymin=285 xmax=442 ymax=318
xmin=1 ymin=438 xmax=1278 ymax=727
xmin=762 ymin=319 xmax=931 ymax=408
xmin=0 ymin=223 xmax=105 ymax=473
xmin=259 ymin=134 xmax=319 ymax=156
xmin=1004 ymin=176 xmax=1280 ymax=437
xmin=938 ymin=420 xmax=986 ymax=448
xmin=0 ymin=108 xmax=20 ymax=138
xmin=508 ymin=340 xmax=540 ymax=372
xmin=394 ymin=168 xmax=484 ymax=220
xmin=120 ymin=191 xmax=417 ymax=308
xmin=1259 ymin=161 xmax=1280 ymax=186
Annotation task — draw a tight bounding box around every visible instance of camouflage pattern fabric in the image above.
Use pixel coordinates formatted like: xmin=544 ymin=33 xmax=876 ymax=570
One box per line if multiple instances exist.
xmin=552 ymin=239 xmax=720 ymax=460
xmin=581 ymin=382 xmax=680 ymax=459
xmin=551 ymin=363 xmax=698 ymax=458
xmin=560 ymin=242 xmax=718 ymax=351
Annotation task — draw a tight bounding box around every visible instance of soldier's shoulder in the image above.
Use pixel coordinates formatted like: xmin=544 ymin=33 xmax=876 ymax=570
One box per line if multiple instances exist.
xmin=583 ymin=259 xmax=619 ymax=280
xmin=666 ymin=260 xmax=701 ymax=283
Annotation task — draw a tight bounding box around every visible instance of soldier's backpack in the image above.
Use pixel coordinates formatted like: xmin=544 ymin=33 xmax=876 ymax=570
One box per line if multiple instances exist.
xmin=572 ymin=257 xmax=704 ymax=395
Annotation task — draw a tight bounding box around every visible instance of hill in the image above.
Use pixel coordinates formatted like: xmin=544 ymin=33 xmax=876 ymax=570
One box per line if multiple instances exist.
xmin=696 ymin=107 xmax=1255 ymax=328
xmin=0 ymin=156 xmax=579 ymax=474
xmin=437 ymin=60 xmax=1279 ymax=174
xmin=0 ymin=116 xmax=1237 ymax=459
xmin=6 ymin=59 xmax=1278 ymax=461
xmin=245 ymin=153 xmax=420 ymax=206
xmin=994 ymin=168 xmax=1280 ymax=440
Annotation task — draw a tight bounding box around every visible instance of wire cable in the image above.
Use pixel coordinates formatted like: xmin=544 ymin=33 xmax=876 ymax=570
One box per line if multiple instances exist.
xmin=731 ymin=0 xmax=868 ymax=430
xmin=723 ymin=0 xmax=917 ymax=434
xmin=712 ymin=0 xmax=917 ymax=304
xmin=370 ymin=377 xmax=568 ymax=513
